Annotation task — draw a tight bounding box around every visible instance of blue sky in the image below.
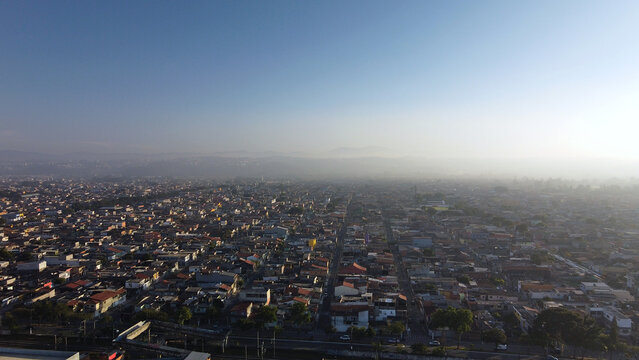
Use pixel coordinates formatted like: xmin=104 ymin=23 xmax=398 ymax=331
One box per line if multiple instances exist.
xmin=1 ymin=0 xmax=638 ymax=158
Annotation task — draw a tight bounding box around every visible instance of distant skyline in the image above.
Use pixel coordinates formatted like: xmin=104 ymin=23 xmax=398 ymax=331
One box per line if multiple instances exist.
xmin=1 ymin=1 xmax=638 ymax=159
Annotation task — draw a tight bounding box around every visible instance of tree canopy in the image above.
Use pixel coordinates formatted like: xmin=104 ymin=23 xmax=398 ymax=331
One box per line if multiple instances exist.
xmin=483 ymin=327 xmax=507 ymax=345
xmin=176 ymin=306 xmax=192 ymax=325
xmin=289 ymin=302 xmax=311 ymax=326
xmin=252 ymin=305 xmax=277 ymax=329
xmin=430 ymin=307 xmax=473 ymax=348
xmin=530 ymin=308 xmax=605 ymax=353
xmin=388 ymin=321 xmax=405 ymax=336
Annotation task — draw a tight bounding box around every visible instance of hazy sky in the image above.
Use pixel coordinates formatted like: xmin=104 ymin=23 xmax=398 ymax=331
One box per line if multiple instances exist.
xmin=1 ymin=1 xmax=638 ymax=158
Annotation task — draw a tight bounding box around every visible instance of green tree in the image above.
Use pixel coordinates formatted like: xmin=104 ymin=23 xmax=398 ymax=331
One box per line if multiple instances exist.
xmin=430 ymin=307 xmax=473 ymax=349
xmin=515 ymin=223 xmax=528 ymax=233
xmin=0 ymin=247 xmax=14 ymax=261
xmin=206 ymin=305 xmax=220 ymax=320
xmin=17 ymin=251 xmax=33 ymax=262
xmin=324 ymin=325 xmax=336 ymax=335
xmin=388 ymin=321 xmax=406 ymax=337
xmin=237 ymin=318 xmax=255 ymax=331
xmin=365 ymin=326 xmax=376 ymax=337
xmin=483 ymin=327 xmax=507 ymax=345
xmin=1 ymin=312 xmax=18 ymax=333
xmin=432 ymin=346 xmax=447 ymax=357
xmin=530 ymin=307 xmax=603 ymax=354
xmin=252 ymin=305 xmax=277 ymax=329
xmin=502 ymin=312 xmax=521 ymax=336
xmin=289 ymin=302 xmax=311 ymax=326
xmin=176 ymin=306 xmax=192 ymax=325
xmin=411 ymin=343 xmax=428 ymax=354
xmin=134 ymin=308 xmax=169 ymax=322
xmin=609 ymin=318 xmax=618 ymax=350
xmin=287 ymin=206 xmax=304 ymax=216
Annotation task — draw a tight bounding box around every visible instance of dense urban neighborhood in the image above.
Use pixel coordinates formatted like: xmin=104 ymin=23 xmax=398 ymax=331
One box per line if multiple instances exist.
xmin=1 ymin=177 xmax=639 ymax=359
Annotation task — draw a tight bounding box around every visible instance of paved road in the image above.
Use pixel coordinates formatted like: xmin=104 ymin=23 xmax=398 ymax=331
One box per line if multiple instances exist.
xmin=382 ymin=208 xmax=428 ymax=344
xmin=318 ymin=196 xmax=351 ymax=330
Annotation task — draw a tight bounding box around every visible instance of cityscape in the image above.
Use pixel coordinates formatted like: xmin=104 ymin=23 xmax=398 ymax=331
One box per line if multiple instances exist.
xmin=2 ymin=1 xmax=639 ymax=359
xmin=2 ymin=178 xmax=639 ymax=359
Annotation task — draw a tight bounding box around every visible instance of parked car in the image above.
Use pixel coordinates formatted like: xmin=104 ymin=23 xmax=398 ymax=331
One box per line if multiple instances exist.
xmin=495 ymin=344 xmax=508 ymax=351
xmin=339 ymin=334 xmax=351 ymax=341
xmin=428 ymin=340 xmax=441 ymax=346
xmin=386 ymin=338 xmax=400 ymax=344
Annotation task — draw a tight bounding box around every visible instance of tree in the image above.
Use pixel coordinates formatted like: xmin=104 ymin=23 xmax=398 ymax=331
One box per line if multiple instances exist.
xmin=609 ymin=318 xmax=618 ymax=350
xmin=349 ymin=326 xmax=368 ymax=339
xmin=1 ymin=312 xmax=18 ymax=333
xmin=502 ymin=312 xmax=521 ymax=336
xmin=530 ymin=307 xmax=603 ymax=355
xmin=515 ymin=223 xmax=528 ymax=233
xmin=206 ymin=305 xmax=220 ymax=320
xmin=456 ymin=275 xmax=471 ymax=285
xmin=425 ymin=207 xmax=437 ymax=217
xmin=287 ymin=206 xmax=304 ymax=216
xmin=207 ymin=298 xmax=225 ymax=318
xmin=324 ymin=325 xmax=336 ymax=335
xmin=17 ymin=251 xmax=33 ymax=262
xmin=253 ymin=305 xmax=277 ymax=329
xmin=365 ymin=326 xmax=376 ymax=337
xmin=388 ymin=321 xmax=405 ymax=337
xmin=0 ymin=247 xmax=14 ymax=261
xmin=237 ymin=318 xmax=255 ymax=331
xmin=135 ymin=308 xmax=169 ymax=322
xmin=430 ymin=307 xmax=473 ymax=349
xmin=483 ymin=328 xmax=507 ymax=345
xmin=289 ymin=302 xmax=311 ymax=326
xmin=176 ymin=306 xmax=192 ymax=325
xmin=432 ymin=346 xmax=447 ymax=357
xmin=411 ymin=343 xmax=428 ymax=354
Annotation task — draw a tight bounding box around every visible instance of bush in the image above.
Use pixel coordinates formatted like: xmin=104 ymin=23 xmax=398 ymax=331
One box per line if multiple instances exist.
xmin=432 ymin=347 xmax=447 ymax=357
xmin=411 ymin=343 xmax=427 ymax=354
xmin=134 ymin=308 xmax=169 ymax=322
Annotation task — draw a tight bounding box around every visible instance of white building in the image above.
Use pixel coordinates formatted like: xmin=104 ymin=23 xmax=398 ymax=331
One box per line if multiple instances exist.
xmin=239 ymin=287 xmax=271 ymax=305
xmin=17 ymin=261 xmax=46 ymax=272
xmin=590 ymin=307 xmax=632 ymax=336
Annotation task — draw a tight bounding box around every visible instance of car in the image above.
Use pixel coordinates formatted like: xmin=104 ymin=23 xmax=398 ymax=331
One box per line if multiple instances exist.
xmin=339 ymin=334 xmax=351 ymax=341
xmin=546 ymin=356 xmax=559 ymax=360
xmin=495 ymin=344 xmax=508 ymax=351
xmin=386 ymin=338 xmax=400 ymax=344
xmin=428 ymin=340 xmax=441 ymax=346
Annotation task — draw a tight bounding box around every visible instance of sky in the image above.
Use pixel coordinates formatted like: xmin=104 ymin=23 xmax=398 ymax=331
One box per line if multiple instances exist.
xmin=1 ymin=0 xmax=638 ymax=159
